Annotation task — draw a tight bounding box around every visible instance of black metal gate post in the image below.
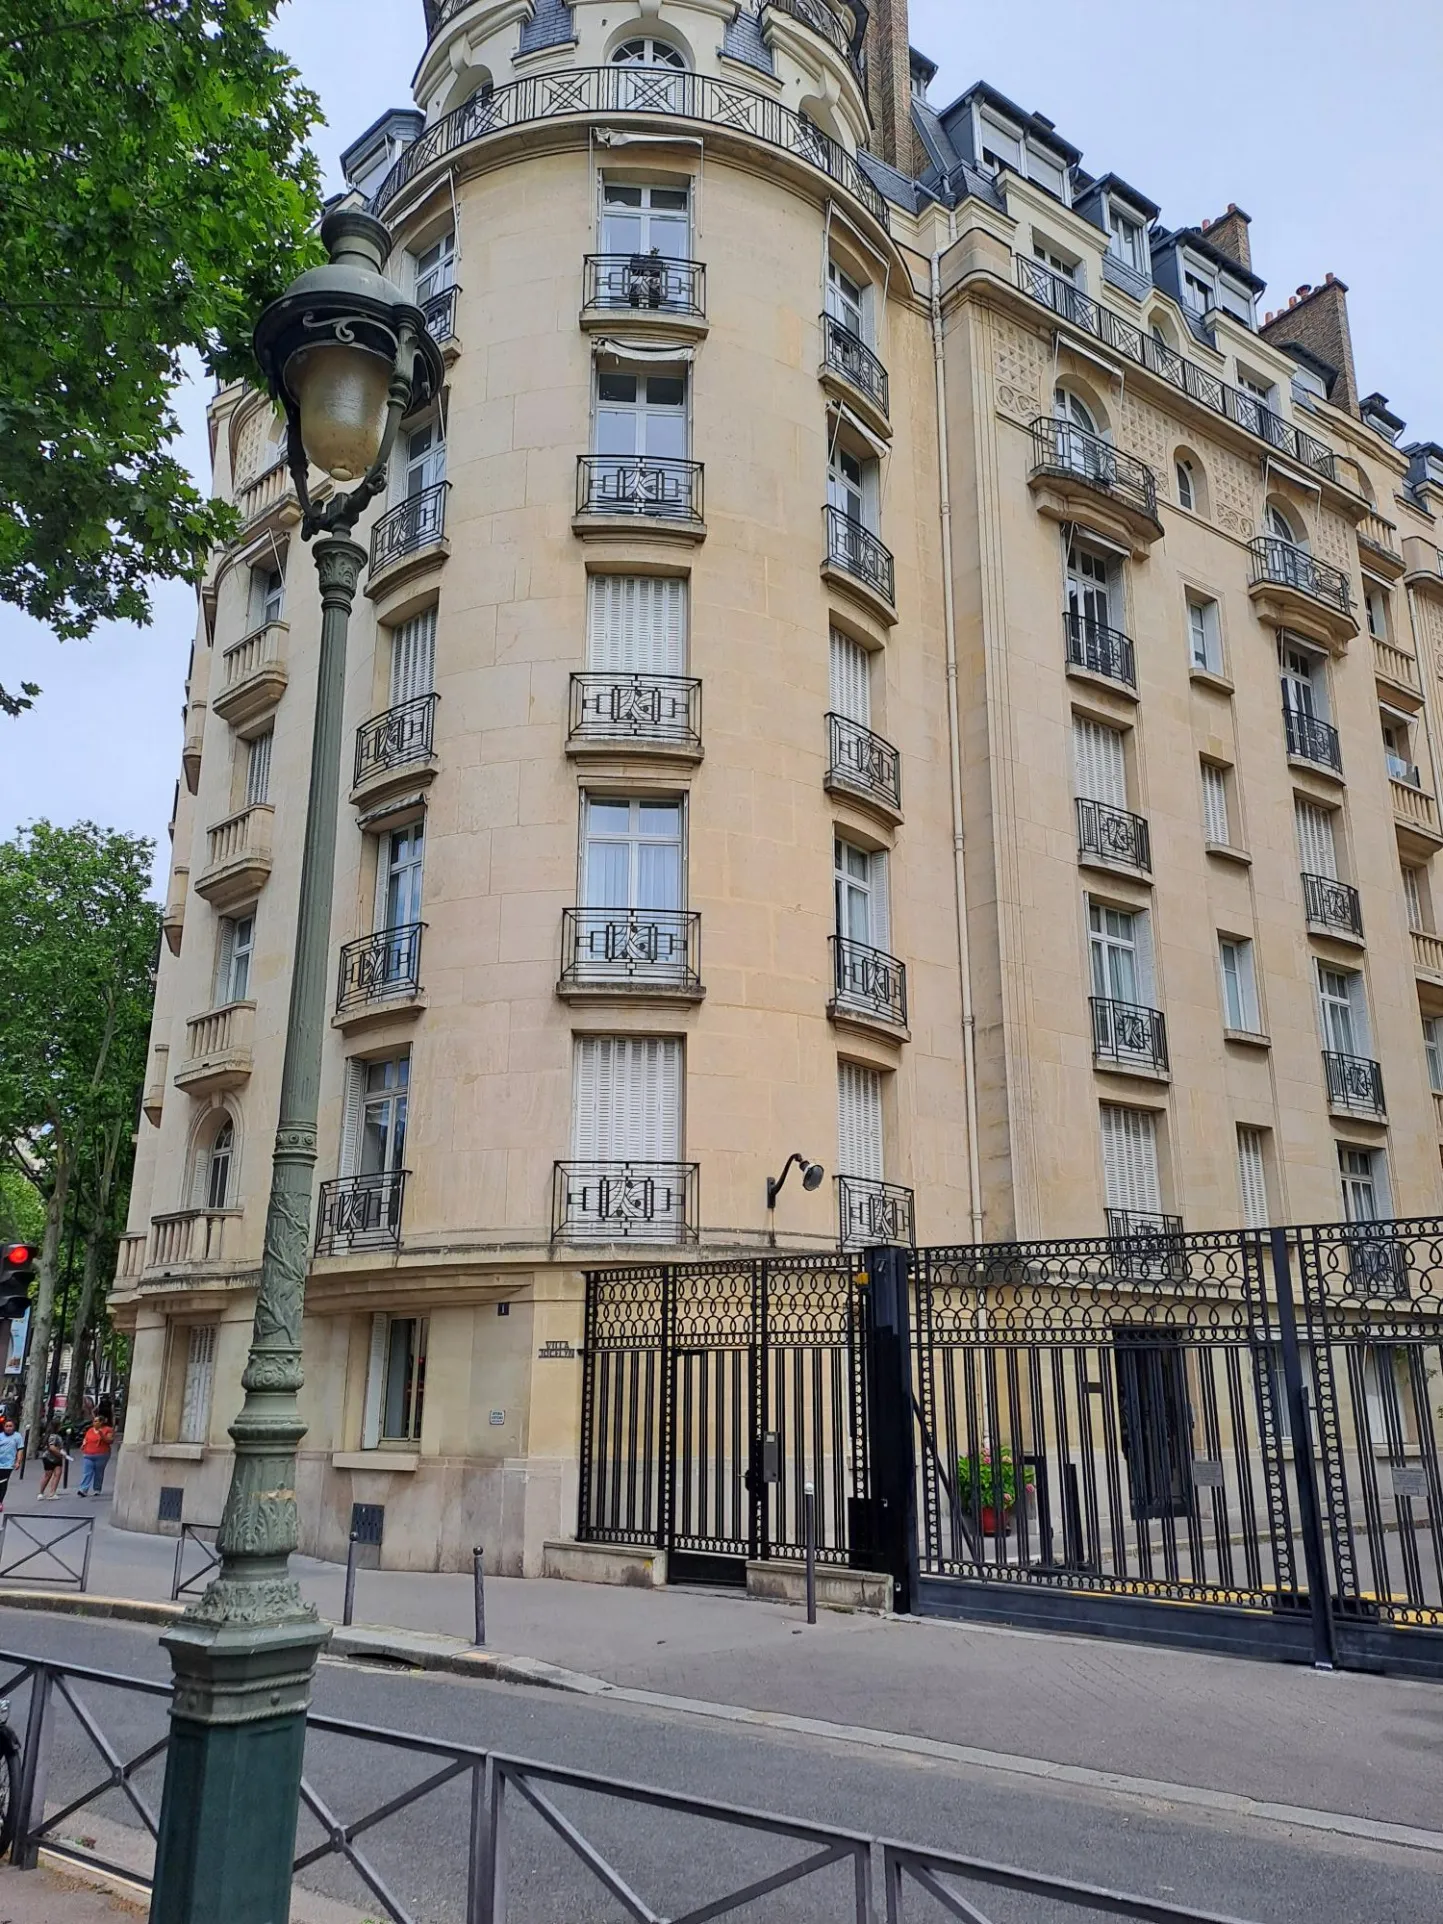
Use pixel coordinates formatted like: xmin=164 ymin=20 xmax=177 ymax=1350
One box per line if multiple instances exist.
xmin=1268 ymin=1228 xmax=1337 ymax=1670
xmin=864 ymin=1245 xmax=918 ymax=1614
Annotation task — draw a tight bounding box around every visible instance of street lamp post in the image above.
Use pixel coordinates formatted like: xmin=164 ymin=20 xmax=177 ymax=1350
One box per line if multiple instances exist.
xmin=149 ymin=209 xmax=443 ymax=1924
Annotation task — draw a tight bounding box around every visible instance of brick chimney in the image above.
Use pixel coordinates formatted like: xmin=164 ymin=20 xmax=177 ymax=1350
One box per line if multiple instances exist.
xmin=863 ymin=0 xmax=914 ymax=173
xmin=1200 ymin=204 xmax=1252 ymax=272
xmin=1260 ymin=274 xmax=1360 ymax=415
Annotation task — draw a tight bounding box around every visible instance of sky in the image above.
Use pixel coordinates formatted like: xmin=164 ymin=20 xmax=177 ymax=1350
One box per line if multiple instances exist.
xmin=3 ymin=0 xmax=1439 ymax=886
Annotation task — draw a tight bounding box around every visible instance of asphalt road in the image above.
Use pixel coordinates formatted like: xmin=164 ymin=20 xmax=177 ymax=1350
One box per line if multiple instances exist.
xmin=0 ymin=1609 xmax=1437 ymax=1924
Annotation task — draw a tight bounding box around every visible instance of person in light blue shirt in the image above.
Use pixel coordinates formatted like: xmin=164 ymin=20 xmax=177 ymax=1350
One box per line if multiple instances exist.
xmin=0 ymin=1421 xmax=21 ymax=1508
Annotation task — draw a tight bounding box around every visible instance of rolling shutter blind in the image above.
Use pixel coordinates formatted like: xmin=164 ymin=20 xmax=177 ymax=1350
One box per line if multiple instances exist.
xmin=1100 ymin=1104 xmax=1162 ymax=1214
xmin=1236 ymin=1127 xmax=1269 ymax=1230
xmin=1072 ymin=718 xmax=1127 ymax=807
xmin=868 ymin=849 xmax=891 ymax=952
xmin=1295 ymin=800 xmax=1336 ymax=878
xmin=245 ymin=730 xmax=272 ymax=807
xmin=571 ymin=1037 xmax=682 ymax=1161
xmin=1404 ymin=867 xmax=1424 ymax=930
xmin=829 ymin=629 xmax=871 ymax=725
xmin=587 ymin=576 xmax=686 ymax=675
xmin=361 ymin=1313 xmax=388 ymax=1450
xmin=338 ymin=1060 xmax=367 ymax=1177
xmin=837 ymin=1061 xmax=883 ymax=1180
xmin=1201 ymin=764 xmax=1229 ymax=845
xmin=178 ymin=1324 xmax=217 ymax=1444
xmin=390 ymin=608 xmax=437 ymax=705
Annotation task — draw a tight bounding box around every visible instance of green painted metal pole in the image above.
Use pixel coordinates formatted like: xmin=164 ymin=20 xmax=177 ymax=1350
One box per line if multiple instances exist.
xmin=150 ymin=532 xmax=366 ymax=1923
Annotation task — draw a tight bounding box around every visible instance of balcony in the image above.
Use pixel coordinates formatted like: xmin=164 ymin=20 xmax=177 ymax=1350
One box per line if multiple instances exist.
xmin=194 ymin=803 xmax=274 ymax=912
xmin=351 ymin=693 xmax=440 ymax=810
xmin=315 ymin=1171 xmax=407 ymax=1256
xmin=552 ymin=1161 xmax=699 ymax=1246
xmin=1248 ymin=538 xmax=1357 ymax=649
xmin=1301 ymin=872 xmax=1363 ymax=941
xmin=234 ymin=457 xmax=297 ymax=534
xmin=1391 ymin=775 xmax=1443 ymax=855
xmin=181 ymin=699 xmax=205 ymax=795
xmin=1413 ymin=928 xmax=1443 ymax=985
xmin=161 ymin=866 xmax=188 ymax=956
xmin=825 ymin=712 xmax=901 ymax=822
xmin=558 ymin=908 xmax=702 ymax=1001
xmin=1373 ymin=637 xmax=1423 ymax=708
xmin=581 ymin=255 xmax=707 ymax=339
xmin=116 ymin=1233 xmax=146 ymax=1286
xmin=1358 ymin=511 xmax=1406 ymax=582
xmin=142 ymin=1045 xmax=169 ymax=1128
xmin=174 ymin=1002 xmax=255 ymax=1095
xmin=213 ymin=621 xmax=288 ymax=730
xmin=420 ymin=283 xmax=459 ymax=349
xmin=335 ymin=924 xmax=425 ymax=1025
xmin=1323 ymin=1050 xmax=1385 ymax=1118
xmin=1091 ymin=996 xmax=1169 ymax=1077
xmin=822 ymin=504 xmax=896 ymax=621
xmin=765 ymin=0 xmax=867 ymax=84
xmin=574 ymin=456 xmax=704 ymax=540
xmin=369 ymin=482 xmax=449 ymax=583
xmin=830 ymin=934 xmax=908 ymax=1033
xmin=1105 ymin=1209 xmax=1186 ymax=1282
xmin=838 ymin=1176 xmax=916 ymax=1250
xmin=1283 ymin=708 xmax=1343 ymax=779
xmin=1076 ymin=798 xmax=1151 ymax=875
xmin=1063 ymin=611 xmax=1136 ymax=692
xmin=819 ymin=313 xmax=890 ymax=436
xmin=1341 ymin=1227 xmax=1410 ymax=1300
xmin=147 ymin=1209 xmax=239 ymax=1274
xmin=566 ymin=673 xmax=702 ymax=761
xmin=1027 ymin=418 xmax=1161 ymax=556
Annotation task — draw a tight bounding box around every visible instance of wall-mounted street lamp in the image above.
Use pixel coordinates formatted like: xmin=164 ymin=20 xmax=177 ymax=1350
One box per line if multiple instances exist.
xmin=149 ymin=210 xmax=443 ymax=1924
xmin=766 ymin=1152 xmax=826 ymax=1246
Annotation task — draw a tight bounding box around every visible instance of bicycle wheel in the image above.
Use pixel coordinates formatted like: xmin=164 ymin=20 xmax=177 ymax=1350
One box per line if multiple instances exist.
xmin=0 ymin=1723 xmax=20 ymax=1859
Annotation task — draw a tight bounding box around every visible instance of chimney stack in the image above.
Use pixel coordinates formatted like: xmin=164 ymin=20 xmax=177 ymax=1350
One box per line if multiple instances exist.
xmin=1260 ymin=273 xmax=1360 ymax=415
xmin=863 ymin=0 xmax=914 ymax=174
xmin=1203 ymin=204 xmax=1252 ymax=272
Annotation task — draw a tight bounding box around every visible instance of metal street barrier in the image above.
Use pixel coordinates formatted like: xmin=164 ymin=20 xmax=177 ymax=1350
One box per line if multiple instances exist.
xmin=0 ymin=1516 xmax=93 ymax=1592
xmin=168 ymin=1523 xmax=220 ymax=1603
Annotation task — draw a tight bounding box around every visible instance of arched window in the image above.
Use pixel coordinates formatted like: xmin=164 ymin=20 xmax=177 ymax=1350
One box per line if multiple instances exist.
xmin=1176 ymin=460 xmax=1195 ymax=511
xmin=205 ymin=1120 xmax=234 ymax=1211
xmin=1052 ymin=385 xmax=1107 ymax=481
xmin=1266 ymin=501 xmax=1305 ymax=549
xmin=611 ymin=37 xmax=686 ymax=69
xmin=1053 ymin=385 xmax=1099 ymax=436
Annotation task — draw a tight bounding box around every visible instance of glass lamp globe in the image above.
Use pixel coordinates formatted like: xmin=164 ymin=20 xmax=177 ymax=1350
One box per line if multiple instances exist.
xmin=285 ymin=341 xmax=393 ymax=482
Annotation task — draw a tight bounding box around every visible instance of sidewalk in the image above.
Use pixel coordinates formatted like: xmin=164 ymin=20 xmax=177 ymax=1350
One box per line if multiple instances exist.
xmin=2 ymin=1474 xmax=1440 ymax=1837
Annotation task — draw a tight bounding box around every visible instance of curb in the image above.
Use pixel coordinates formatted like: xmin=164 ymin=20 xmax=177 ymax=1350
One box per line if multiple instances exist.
xmin=0 ymin=1591 xmax=183 ymax=1627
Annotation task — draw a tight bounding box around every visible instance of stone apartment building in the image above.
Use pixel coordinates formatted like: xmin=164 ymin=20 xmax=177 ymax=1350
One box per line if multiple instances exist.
xmin=111 ymin=0 xmax=1443 ymax=1571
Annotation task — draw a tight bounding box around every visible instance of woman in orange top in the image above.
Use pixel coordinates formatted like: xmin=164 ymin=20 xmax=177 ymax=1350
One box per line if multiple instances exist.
xmin=77 ymin=1406 xmax=116 ymax=1497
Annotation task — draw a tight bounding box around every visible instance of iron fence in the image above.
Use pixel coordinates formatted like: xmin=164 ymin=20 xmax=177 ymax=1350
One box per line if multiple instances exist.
xmin=827 ymin=711 xmax=902 ymax=812
xmin=370 ymin=483 xmax=449 ymax=573
xmin=1301 ymin=871 xmax=1363 ymax=938
xmin=1322 ymin=1048 xmax=1386 ymax=1116
xmin=169 ymin=1522 xmax=220 ymax=1603
xmin=1030 ymin=416 xmax=1159 ymax=520
xmin=582 ymin=252 xmax=705 ymax=316
xmin=576 ymin=454 xmax=703 ymax=523
xmin=821 ymin=311 xmax=890 ymax=416
xmin=1091 ymin=995 xmax=1169 ymax=1073
xmin=1283 ymin=706 xmax=1343 ymax=773
xmin=832 ymin=932 xmax=908 ymax=1026
xmin=354 ymin=692 xmax=438 ymax=788
xmin=552 ymin=1161 xmax=699 ymax=1246
xmin=315 ymin=1170 xmax=408 ymax=1255
xmin=1077 ymin=797 xmax=1151 ymax=873
xmin=824 ymin=503 xmax=896 ymax=605
xmin=1064 ymin=609 xmax=1136 ymax=687
xmin=881 ymin=1837 xmax=1256 ymax=1924
xmin=1249 ymin=536 xmax=1352 ymax=615
xmin=567 ymin=671 xmax=701 ymax=750
xmin=336 ymin=923 xmax=425 ymax=1014
xmin=558 ymin=906 xmax=701 ymax=992
xmin=0 ymin=1515 xmax=92 ymax=1592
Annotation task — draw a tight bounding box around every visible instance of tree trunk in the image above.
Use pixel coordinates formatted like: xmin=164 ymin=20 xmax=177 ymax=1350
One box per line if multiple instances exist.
xmin=63 ymin=1219 xmax=103 ymax=1421
xmin=22 ymin=1143 xmax=70 ymax=1449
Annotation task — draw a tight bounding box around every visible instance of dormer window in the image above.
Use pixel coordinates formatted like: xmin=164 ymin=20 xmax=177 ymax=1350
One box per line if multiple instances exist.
xmin=976 ymin=108 xmax=1069 ymax=202
xmin=1183 ymin=267 xmax=1215 ymax=316
xmin=1108 ymin=208 xmax=1148 ymax=275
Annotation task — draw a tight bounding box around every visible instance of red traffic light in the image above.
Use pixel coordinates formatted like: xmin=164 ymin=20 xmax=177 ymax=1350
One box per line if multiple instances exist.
xmin=3 ymin=1246 xmax=35 ymax=1267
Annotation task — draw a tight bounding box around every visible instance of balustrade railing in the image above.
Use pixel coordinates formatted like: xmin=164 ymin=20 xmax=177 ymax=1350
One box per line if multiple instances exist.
xmin=559 ymin=907 xmax=701 ymax=991
xmin=583 ymin=253 xmax=705 ymax=316
xmin=1249 ymin=536 xmax=1352 ymax=615
xmin=370 ymin=482 xmax=449 ymax=572
xmin=1323 ymin=1050 xmax=1385 ymax=1116
xmin=1301 ymin=871 xmax=1363 ymax=938
xmin=1373 ymin=637 xmax=1420 ymax=694
xmin=1029 ymin=417 xmax=1158 ymax=520
xmin=837 ymin=1175 xmax=915 ymax=1249
xmin=567 ymin=672 xmax=701 ymax=750
xmin=820 ymin=312 xmax=889 ymax=417
xmin=373 ymin=68 xmax=889 ymax=229
xmin=577 ymin=455 xmax=704 ymax=523
xmin=826 ymin=712 xmax=901 ymax=812
xmin=824 ymin=504 xmax=896 ymax=605
xmin=1063 ymin=610 xmax=1135 ymax=687
xmin=315 ymin=1170 xmax=408 ymax=1254
xmin=336 ymin=923 xmax=425 ymax=1014
xmin=1283 ymin=707 xmax=1343 ymax=774
xmin=1391 ymin=778 xmax=1440 ymax=836
xmin=203 ymin=803 xmax=274 ymax=874
xmin=235 ymin=458 xmax=291 ymax=526
xmin=832 ymin=933 xmax=907 ymax=1026
xmin=552 ymin=1160 xmax=699 ymax=1244
xmin=148 ymin=1210 xmax=235 ymax=1270
xmin=1413 ymin=928 xmax=1443 ymax=979
xmin=221 ymin=621 xmax=284 ymax=690
xmin=1359 ymin=511 xmax=1400 ymax=560
xmin=1076 ymin=797 xmax=1151 ymax=873
xmin=354 ymin=692 xmax=439 ymax=787
xmin=1091 ymin=995 xmax=1169 ymax=1073
xmin=182 ymin=1002 xmax=253 ymax=1064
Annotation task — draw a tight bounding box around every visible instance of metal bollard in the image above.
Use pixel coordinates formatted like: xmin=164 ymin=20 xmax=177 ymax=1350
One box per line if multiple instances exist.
xmin=343 ymin=1530 xmax=359 ymax=1628
xmin=473 ymin=1545 xmax=486 ymax=1646
xmin=804 ymin=1482 xmax=816 ymax=1625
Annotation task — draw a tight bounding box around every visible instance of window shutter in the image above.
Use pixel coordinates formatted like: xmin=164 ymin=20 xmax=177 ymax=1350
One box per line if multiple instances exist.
xmin=1100 ymin=1104 xmax=1162 ymax=1214
xmin=245 ymin=730 xmax=272 ymax=807
xmin=1403 ymin=867 xmax=1423 ymax=930
xmin=1295 ymin=800 xmax=1336 ymax=878
xmin=587 ymin=577 xmax=685 ymax=675
xmin=1236 ymin=1128 xmax=1268 ymax=1229
xmin=1132 ymin=909 xmax=1155 ymax=1002
xmin=868 ymin=849 xmax=891 ymax=952
xmin=829 ymin=630 xmax=871 ymax=725
xmin=361 ymin=1313 xmax=387 ymax=1450
xmin=390 ymin=607 xmax=438 ymax=705
xmin=214 ymin=920 xmax=236 ymax=1006
xmin=179 ymin=1324 xmax=217 ymax=1444
xmin=837 ymin=1061 xmax=883 ymax=1180
xmin=339 ymin=1060 xmax=366 ymax=1177
xmin=1201 ymin=764 xmax=1229 ymax=845
xmin=1072 ymin=718 xmax=1126 ymax=807
xmin=571 ymin=1036 xmax=682 ymax=1161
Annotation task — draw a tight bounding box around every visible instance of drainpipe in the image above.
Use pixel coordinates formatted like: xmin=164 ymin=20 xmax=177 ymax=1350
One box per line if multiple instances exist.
xmin=931 ymin=228 xmax=985 ymax=1246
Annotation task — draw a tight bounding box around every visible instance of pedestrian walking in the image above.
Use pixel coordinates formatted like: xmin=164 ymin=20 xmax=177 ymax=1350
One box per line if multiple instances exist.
xmin=76 ymin=1405 xmax=115 ymax=1497
xmin=38 ymin=1431 xmax=69 ymax=1500
xmin=0 ymin=1420 xmax=21 ymax=1510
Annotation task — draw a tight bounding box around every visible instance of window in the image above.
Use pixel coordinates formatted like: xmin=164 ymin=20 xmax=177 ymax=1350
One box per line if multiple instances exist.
xmin=1201 ymin=763 xmax=1231 ymax=846
xmin=978 ymin=112 xmax=1023 ymax=175
xmin=401 ymin=419 xmax=446 ymax=498
xmin=1317 ymin=965 xmax=1366 ymax=1057
xmin=1339 ymin=1145 xmax=1389 ymax=1224
xmin=178 ymin=1324 xmax=217 ymax=1445
xmin=827 ymin=439 xmax=877 ymax=530
xmin=611 ymin=36 xmax=686 ymax=68
xmin=1175 ymin=460 xmax=1195 ymax=511
xmin=379 ymin=822 xmax=424 ymax=931
xmin=1182 ymin=268 xmax=1214 ymax=316
xmin=1236 ymin=1127 xmax=1270 ymax=1230
xmin=1066 ymin=539 xmax=1115 ymax=635
xmin=826 ymin=258 xmax=868 ymax=341
xmin=390 ymin=607 xmax=437 ymax=706
xmin=1053 ymin=385 xmax=1098 ymax=436
xmin=1026 ymin=148 xmax=1067 ymax=199
xmin=587 ymin=575 xmax=687 ymax=674
xmin=1266 ymin=502 xmax=1304 ymax=549
xmin=1100 ymin=1104 xmax=1163 ymax=1217
xmin=205 ymin=1119 xmax=234 ymax=1210
xmin=1365 ymin=585 xmax=1390 ymax=641
xmin=1425 ymin=1017 xmax=1443 ymax=1094
xmin=215 ymin=913 xmax=255 ymax=1005
xmin=1186 ymin=594 xmax=1222 ymax=674
xmin=1403 ymin=864 xmax=1429 ymax=932
xmin=569 ymin=1036 xmax=686 ymax=1239
xmin=1108 ymin=209 xmax=1147 ymax=274
xmin=1072 ymin=717 xmax=1127 ymax=809
xmin=975 ymin=110 xmax=1068 ymax=197
xmin=1218 ymin=935 xmax=1260 ymax=1033
xmin=837 ymin=1060 xmax=883 ymax=1182
xmin=834 ymin=836 xmax=890 ymax=951
xmin=596 ymin=370 xmax=687 ymax=460
xmin=362 ymin=1313 xmax=428 ymax=1447
xmin=341 ymin=1054 xmax=410 ymax=1179
xmin=1032 ymin=239 xmax=1077 ymax=284
xmin=1089 ymin=901 xmax=1147 ymax=1006
xmin=244 ymin=729 xmax=272 ymax=807
xmin=413 ymin=230 xmax=455 ymax=305
xmin=600 ymin=181 xmax=690 ymax=259
xmin=251 ymin=565 xmax=284 ymax=630
xmin=1295 ymin=798 xmax=1338 ymax=879
xmin=829 ymin=629 xmax=871 ymax=726
xmin=1382 ymin=713 xmax=1419 ymax=786
xmin=1280 ymin=641 xmax=1325 ymax=719
xmin=1053 ymin=386 xmax=1106 ymax=479
xmin=582 ymin=797 xmax=683 ymax=910
xmin=1237 ymin=368 xmax=1275 ymax=408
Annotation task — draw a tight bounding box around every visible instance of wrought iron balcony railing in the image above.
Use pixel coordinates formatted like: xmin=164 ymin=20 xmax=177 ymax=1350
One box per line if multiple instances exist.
xmin=1013 ymin=255 xmax=1337 ymax=480
xmin=336 ymin=922 xmax=424 ymax=1015
xmin=765 ymin=0 xmax=866 ymax=83
xmin=1283 ymin=707 xmax=1343 ymax=774
xmin=552 ymin=1160 xmax=699 ymax=1245
xmin=820 ymin=313 xmax=889 ymax=418
xmin=824 ymin=504 xmax=896 ymax=606
xmin=559 ymin=907 xmax=701 ymax=992
xmin=583 ymin=253 xmax=705 ymax=317
xmin=1323 ymin=1050 xmax=1385 ymax=1116
xmin=567 ymin=673 xmax=701 ymax=751
xmin=577 ymin=456 xmax=704 ymax=524
xmin=832 ymin=933 xmax=907 ymax=1026
xmin=1249 ymin=537 xmax=1352 ymax=616
xmin=1091 ymin=996 xmax=1169 ymax=1073
xmin=1302 ymin=871 xmax=1363 ymax=938
xmin=370 ymin=482 xmax=449 ymax=572
xmin=374 ymin=69 xmax=889 ymax=230
xmin=315 ymin=1170 xmax=407 ymax=1255
xmin=1029 ymin=418 xmax=1158 ymax=520
xmin=1340 ymin=1226 xmax=1411 ymax=1299
xmin=838 ymin=1175 xmax=916 ymax=1249
xmin=826 ymin=712 xmax=901 ymax=813
xmin=354 ymin=692 xmax=439 ymax=788
xmin=1076 ymin=798 xmax=1151 ymax=873
xmin=1105 ymin=1208 xmax=1187 ymax=1281
xmin=420 ymin=285 xmax=458 ymax=343
xmin=1063 ymin=610 xmax=1136 ymax=688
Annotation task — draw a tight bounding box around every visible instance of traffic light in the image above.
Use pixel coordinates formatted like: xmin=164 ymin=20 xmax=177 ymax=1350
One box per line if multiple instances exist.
xmin=0 ymin=1245 xmax=36 ymax=1320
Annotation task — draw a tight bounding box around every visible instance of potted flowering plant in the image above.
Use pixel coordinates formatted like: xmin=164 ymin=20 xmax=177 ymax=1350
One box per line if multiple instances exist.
xmin=956 ymin=1445 xmax=1032 ymax=1534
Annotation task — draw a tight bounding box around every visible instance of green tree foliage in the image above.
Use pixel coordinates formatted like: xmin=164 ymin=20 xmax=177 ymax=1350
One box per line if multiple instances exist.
xmin=0 ymin=1 xmax=324 ymax=709
xmin=0 ymin=1163 xmax=44 ymax=1245
xmin=0 ymin=824 xmax=159 ymax=1439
